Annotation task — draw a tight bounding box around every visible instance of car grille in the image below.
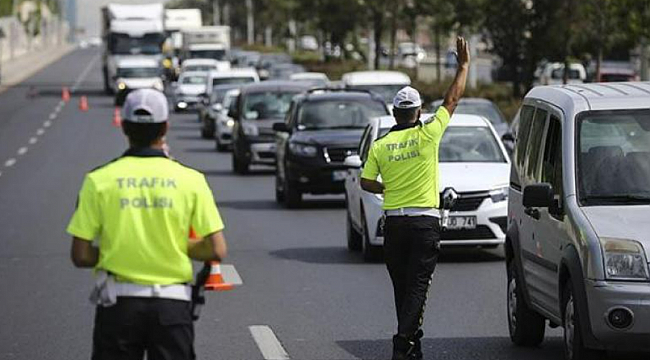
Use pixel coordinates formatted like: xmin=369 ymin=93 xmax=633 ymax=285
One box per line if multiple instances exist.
xmin=324 ymin=147 xmax=357 ymax=163
xmin=258 ymin=151 xmax=275 ymax=159
xmin=442 ymin=191 xmax=489 ymax=212
xmin=441 ymin=225 xmax=496 ymax=240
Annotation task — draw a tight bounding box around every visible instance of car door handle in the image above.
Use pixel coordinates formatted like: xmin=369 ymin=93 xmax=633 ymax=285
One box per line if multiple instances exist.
xmin=524 ymin=207 xmax=540 ymax=220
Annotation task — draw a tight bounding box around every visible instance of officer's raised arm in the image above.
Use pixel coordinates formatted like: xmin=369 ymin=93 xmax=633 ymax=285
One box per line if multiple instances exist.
xmin=442 ymin=37 xmax=470 ymax=115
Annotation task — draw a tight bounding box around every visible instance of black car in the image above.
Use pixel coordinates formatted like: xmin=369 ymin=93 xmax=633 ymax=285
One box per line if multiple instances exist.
xmin=230 ymin=81 xmax=312 ymax=174
xmin=273 ymin=89 xmax=389 ymax=207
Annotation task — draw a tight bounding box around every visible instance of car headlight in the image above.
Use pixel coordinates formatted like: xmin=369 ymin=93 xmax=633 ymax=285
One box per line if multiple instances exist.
xmin=153 ymin=81 xmax=164 ymax=91
xmin=226 ymin=119 xmax=235 ymax=127
xmin=489 ymin=186 xmax=509 ymax=203
xmin=600 ymin=237 xmax=650 ymax=280
xmin=242 ymin=123 xmax=259 ymax=136
xmin=118 ymin=82 xmax=127 ymax=90
xmin=289 ymin=143 xmax=318 ymax=157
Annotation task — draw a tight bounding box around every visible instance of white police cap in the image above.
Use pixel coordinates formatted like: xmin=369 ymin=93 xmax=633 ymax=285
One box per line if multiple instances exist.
xmin=392 ymin=86 xmax=422 ymax=109
xmin=122 ymin=89 xmax=169 ymax=123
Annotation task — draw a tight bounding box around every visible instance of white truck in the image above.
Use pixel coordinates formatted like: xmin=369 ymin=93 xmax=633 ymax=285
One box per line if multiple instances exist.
xmin=164 ymin=9 xmax=202 ymax=76
xmin=101 ymin=3 xmax=166 ymax=94
xmin=181 ymin=26 xmax=231 ymax=64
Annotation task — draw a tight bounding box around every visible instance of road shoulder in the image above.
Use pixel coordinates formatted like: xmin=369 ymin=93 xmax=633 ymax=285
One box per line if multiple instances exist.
xmin=0 ymin=44 xmax=76 ymax=94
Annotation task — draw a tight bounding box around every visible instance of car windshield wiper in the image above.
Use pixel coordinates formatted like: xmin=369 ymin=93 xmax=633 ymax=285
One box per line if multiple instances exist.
xmin=583 ymin=194 xmax=650 ymax=204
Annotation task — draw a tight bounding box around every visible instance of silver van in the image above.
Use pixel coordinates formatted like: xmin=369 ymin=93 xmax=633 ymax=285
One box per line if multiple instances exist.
xmin=506 ymin=83 xmax=650 ymax=359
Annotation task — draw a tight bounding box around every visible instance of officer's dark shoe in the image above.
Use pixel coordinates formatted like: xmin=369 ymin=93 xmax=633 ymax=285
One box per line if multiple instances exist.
xmin=392 ymin=334 xmax=415 ymax=360
xmin=411 ymin=330 xmax=424 ymax=360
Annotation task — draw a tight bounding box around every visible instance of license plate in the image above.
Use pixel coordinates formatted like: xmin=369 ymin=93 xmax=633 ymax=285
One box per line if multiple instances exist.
xmin=447 ymin=216 xmax=477 ymax=230
xmin=332 ymin=170 xmax=348 ymax=181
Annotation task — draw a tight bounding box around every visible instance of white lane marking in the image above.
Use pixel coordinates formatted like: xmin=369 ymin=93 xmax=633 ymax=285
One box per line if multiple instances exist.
xmin=220 ymin=264 xmax=243 ymax=286
xmin=71 ymin=54 xmax=100 ymax=92
xmin=36 ymin=128 xmax=45 ymax=136
xmin=43 ymin=120 xmax=51 ymax=128
xmin=29 ymin=137 xmax=38 ymax=145
xmin=5 ymin=158 xmax=17 ymax=167
xmin=49 ymin=113 xmax=57 ymax=120
xmin=249 ymin=326 xmax=290 ymax=360
xmin=17 ymin=147 xmax=28 ymax=156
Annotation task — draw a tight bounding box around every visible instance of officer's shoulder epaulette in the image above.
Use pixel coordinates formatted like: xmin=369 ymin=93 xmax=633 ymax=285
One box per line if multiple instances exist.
xmin=88 ymin=156 xmax=122 ymax=174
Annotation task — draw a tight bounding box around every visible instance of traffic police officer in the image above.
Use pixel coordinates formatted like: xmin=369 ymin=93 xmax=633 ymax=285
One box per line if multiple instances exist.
xmin=360 ymin=37 xmax=470 ymax=360
xmin=67 ymin=89 xmax=227 ymax=360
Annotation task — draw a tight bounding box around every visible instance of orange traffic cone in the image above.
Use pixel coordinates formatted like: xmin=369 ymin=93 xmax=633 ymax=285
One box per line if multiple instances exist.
xmin=62 ymin=87 xmax=70 ymax=102
xmin=112 ymin=107 xmax=122 ymax=127
xmin=79 ymin=96 xmax=89 ymax=112
xmin=204 ymin=261 xmax=234 ymax=291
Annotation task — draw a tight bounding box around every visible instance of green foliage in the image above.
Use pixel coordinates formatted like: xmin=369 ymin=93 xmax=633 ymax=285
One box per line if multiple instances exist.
xmin=0 ymin=0 xmax=12 ymax=17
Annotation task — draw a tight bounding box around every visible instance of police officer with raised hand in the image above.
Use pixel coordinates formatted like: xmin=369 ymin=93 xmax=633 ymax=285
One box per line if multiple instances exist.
xmin=360 ymin=37 xmax=470 ymax=360
xmin=67 ymin=89 xmax=227 ymax=360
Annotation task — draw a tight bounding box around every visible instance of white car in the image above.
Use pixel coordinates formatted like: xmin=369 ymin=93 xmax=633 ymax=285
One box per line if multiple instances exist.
xmin=173 ymin=71 xmax=208 ymax=111
xmin=341 ymin=70 xmax=411 ymax=108
xmin=204 ymin=68 xmax=260 ymax=97
xmin=344 ymin=114 xmax=511 ymax=261
xmin=289 ymin=72 xmax=330 ymax=87
xmin=214 ymin=88 xmax=240 ymax=151
xmin=113 ymin=57 xmax=164 ymax=105
xmin=180 ymin=58 xmax=230 ymax=73
xmin=534 ymin=62 xmax=587 ymax=86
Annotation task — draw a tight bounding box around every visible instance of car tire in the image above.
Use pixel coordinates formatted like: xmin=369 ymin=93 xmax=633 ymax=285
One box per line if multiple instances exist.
xmin=361 ymin=209 xmax=382 ymax=262
xmin=201 ymin=127 xmax=213 ymax=139
xmin=284 ymin=178 xmax=302 ymax=208
xmin=507 ymin=261 xmax=546 ymax=346
xmin=232 ymin=152 xmax=249 ymax=174
xmin=275 ymin=170 xmax=285 ymax=204
xmin=346 ymin=211 xmax=362 ymax=252
xmin=563 ymin=281 xmax=604 ymax=360
xmin=216 ymin=138 xmax=227 ymax=152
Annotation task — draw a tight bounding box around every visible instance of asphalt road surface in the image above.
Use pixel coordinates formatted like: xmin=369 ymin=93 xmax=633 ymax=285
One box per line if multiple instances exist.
xmin=0 ymin=48 xmax=642 ymax=360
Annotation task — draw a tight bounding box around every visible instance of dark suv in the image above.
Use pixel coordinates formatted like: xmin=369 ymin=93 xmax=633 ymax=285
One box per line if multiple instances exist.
xmin=230 ymin=81 xmax=312 ymax=174
xmin=273 ymin=89 xmax=389 ymax=207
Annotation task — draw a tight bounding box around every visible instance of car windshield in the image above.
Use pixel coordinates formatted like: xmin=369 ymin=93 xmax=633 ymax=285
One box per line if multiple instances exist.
xmin=210 ymin=87 xmax=237 ymax=104
xmin=242 ymin=92 xmax=298 ymax=120
xmin=181 ymin=75 xmax=206 ymax=85
xmin=348 ymin=85 xmax=405 ymax=104
xmin=578 ymin=110 xmax=650 ymax=205
xmin=117 ymin=67 xmax=160 ymax=78
xmin=110 ymin=34 xmax=162 ymax=55
xmin=552 ymin=68 xmax=581 ymax=79
xmin=189 ymin=50 xmax=227 ymax=61
xmin=184 ymin=65 xmax=215 ymax=72
xmin=213 ymin=77 xmax=255 ymax=86
xmin=439 ymin=127 xmax=506 ymax=163
xmin=297 ymin=100 xmax=387 ymax=130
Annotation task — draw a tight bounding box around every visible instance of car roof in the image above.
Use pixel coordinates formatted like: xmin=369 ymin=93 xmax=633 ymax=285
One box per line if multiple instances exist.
xmin=183 ymin=59 xmax=219 ymax=66
xmin=208 ymin=68 xmax=258 ymax=78
xmin=179 ymin=71 xmax=208 ymax=78
xmin=290 ymin=72 xmax=329 ymax=80
xmin=342 ymin=71 xmax=411 ymax=85
xmin=116 ymin=57 xmax=159 ymax=67
xmin=431 ymin=97 xmax=496 ymax=106
xmin=294 ymin=89 xmax=384 ymax=103
xmin=241 ymin=80 xmax=311 ymax=93
xmin=374 ymin=113 xmax=491 ymax=130
xmin=526 ymin=82 xmax=650 ymax=112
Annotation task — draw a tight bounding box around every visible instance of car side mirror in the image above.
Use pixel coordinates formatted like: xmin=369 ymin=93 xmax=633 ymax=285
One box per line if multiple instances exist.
xmin=502 ymin=133 xmax=515 ymax=143
xmin=523 ymin=183 xmax=554 ymax=208
xmin=273 ymin=122 xmax=290 ymax=133
xmin=343 ymin=155 xmax=362 ymax=169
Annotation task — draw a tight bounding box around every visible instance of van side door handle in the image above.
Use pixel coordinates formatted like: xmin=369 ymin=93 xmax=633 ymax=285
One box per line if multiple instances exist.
xmin=524 ymin=207 xmax=540 ymax=220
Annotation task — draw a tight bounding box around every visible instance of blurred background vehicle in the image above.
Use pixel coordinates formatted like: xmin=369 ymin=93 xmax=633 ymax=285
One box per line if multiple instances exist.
xmin=534 ymin=62 xmax=587 ymax=86
xmin=112 ymin=57 xmax=164 ymax=106
xmin=173 ymin=71 xmax=208 ymax=112
xmin=289 ymin=72 xmax=330 ymax=88
xmin=430 ymin=98 xmax=509 ymax=136
xmin=344 ymin=113 xmax=511 ymax=261
xmin=181 ymin=59 xmax=229 ymax=74
xmin=231 ymin=81 xmax=312 ymax=174
xmin=341 ymin=70 xmax=411 ymax=109
xmin=256 ymin=53 xmax=293 ymax=80
xmin=268 ymin=63 xmax=306 ymax=80
xmin=273 ymin=89 xmax=389 ymax=208
xmin=198 ymin=84 xmax=239 ymax=141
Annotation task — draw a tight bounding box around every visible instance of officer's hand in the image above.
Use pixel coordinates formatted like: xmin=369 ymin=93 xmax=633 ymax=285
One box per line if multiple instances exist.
xmin=456 ymin=37 xmax=470 ymax=69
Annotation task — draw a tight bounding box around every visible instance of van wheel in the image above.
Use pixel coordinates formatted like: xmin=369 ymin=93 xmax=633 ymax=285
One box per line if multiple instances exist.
xmin=507 ymin=261 xmax=546 ymax=346
xmin=563 ymin=281 xmax=604 ymax=360
xmin=361 ymin=209 xmax=382 ymax=262
xmin=346 ymin=211 xmax=362 ymax=252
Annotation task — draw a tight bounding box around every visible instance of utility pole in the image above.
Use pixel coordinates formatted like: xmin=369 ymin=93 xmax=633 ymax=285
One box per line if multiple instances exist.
xmin=246 ymin=0 xmax=254 ymax=45
xmin=213 ymin=0 xmax=220 ymax=26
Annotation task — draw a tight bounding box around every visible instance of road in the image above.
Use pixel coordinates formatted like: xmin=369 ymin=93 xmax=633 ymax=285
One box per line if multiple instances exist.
xmin=1 ymin=47 xmax=632 ymax=360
